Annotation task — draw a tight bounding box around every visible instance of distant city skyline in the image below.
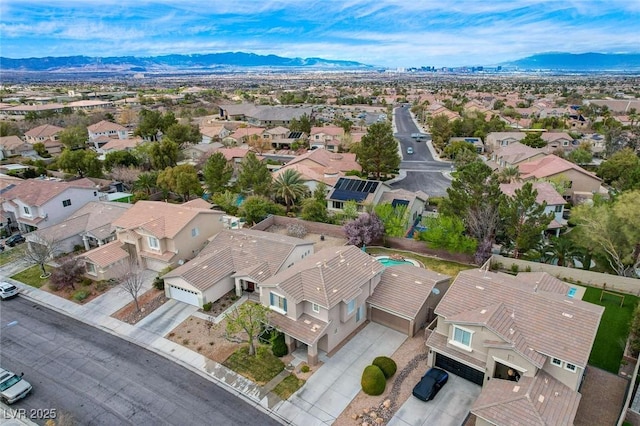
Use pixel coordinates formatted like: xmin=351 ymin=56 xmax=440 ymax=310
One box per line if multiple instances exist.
xmin=1 ymin=1 xmax=639 ymax=68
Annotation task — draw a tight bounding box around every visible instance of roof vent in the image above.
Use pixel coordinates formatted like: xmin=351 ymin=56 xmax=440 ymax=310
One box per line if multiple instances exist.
xmin=391 ymin=273 xmax=398 ymax=277
xmin=480 ymin=309 xmax=487 ymax=314
xmin=475 ymin=285 xmax=485 ymax=290
xmin=512 ymin=386 xmax=520 ymax=393
xmin=562 ymin=312 xmax=573 ymax=318
xmin=414 ymin=280 xmax=422 ymax=285
xmin=538 ymin=395 xmax=545 ymax=403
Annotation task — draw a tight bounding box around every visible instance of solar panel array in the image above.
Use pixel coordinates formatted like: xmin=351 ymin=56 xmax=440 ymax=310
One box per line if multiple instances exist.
xmin=330 ymin=178 xmax=379 ymax=202
xmin=288 ymin=131 xmax=304 ymax=139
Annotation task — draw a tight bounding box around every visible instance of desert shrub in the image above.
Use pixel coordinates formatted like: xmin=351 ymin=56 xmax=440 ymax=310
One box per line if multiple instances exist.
xmin=300 ymin=365 xmax=310 ymax=373
xmin=50 ymin=259 xmax=85 ymax=291
xmin=271 ymin=331 xmax=288 ymax=357
xmin=203 ymin=302 xmax=213 ymax=312
xmin=72 ymin=290 xmax=89 ymax=301
xmin=372 ymin=356 xmax=397 ymax=379
xmin=95 ymin=281 xmax=108 ymax=292
xmin=287 ymin=223 xmax=308 ymax=239
xmin=80 ymin=277 xmax=93 ymax=287
xmin=361 ymin=365 xmax=386 ymax=396
xmin=510 ymin=263 xmax=519 ymax=274
xmin=153 ymin=276 xmax=165 ymax=290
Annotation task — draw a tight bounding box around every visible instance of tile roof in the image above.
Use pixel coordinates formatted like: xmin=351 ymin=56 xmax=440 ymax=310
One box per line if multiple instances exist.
xmin=471 ymin=371 xmax=581 ymax=426
xmin=377 ymin=188 xmax=428 ymax=206
xmin=259 ymin=245 xmax=384 ymax=309
xmin=0 ymin=136 xmax=26 ymax=149
xmin=426 ymin=331 xmax=486 ymax=370
xmin=1 ymin=178 xmax=97 ymax=206
xmin=285 ymin=149 xmax=361 ymax=172
xmin=87 ymin=120 xmax=126 ymax=133
xmin=493 ymin=142 xmax=546 ymax=164
xmin=268 ymin=311 xmax=330 ymax=346
xmin=163 ymin=229 xmax=312 ymax=291
xmin=518 ymin=155 xmax=601 ymax=182
xmin=499 ymin=182 xmax=566 ymax=206
xmin=213 ymin=147 xmax=252 ymax=161
xmin=112 ymin=200 xmax=221 ymax=239
xmin=80 ymin=240 xmax=129 ymax=268
xmin=435 ymin=269 xmax=603 ymax=368
xmin=367 ymin=265 xmax=449 ymax=319
xmin=24 ymin=124 xmax=64 ymax=138
xmin=272 ymin=163 xmax=342 ymax=187
xmin=101 ymin=136 xmax=143 ymax=151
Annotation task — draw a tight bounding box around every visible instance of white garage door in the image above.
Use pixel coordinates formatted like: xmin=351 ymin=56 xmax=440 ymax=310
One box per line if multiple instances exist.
xmin=169 ymin=285 xmax=199 ymax=306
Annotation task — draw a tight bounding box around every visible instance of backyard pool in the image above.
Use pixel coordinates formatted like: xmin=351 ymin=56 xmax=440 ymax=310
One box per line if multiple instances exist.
xmin=375 ymin=255 xmax=421 ymax=268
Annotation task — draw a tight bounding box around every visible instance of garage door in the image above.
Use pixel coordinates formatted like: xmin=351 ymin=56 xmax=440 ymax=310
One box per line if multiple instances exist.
xmin=168 ymin=285 xmax=199 ymax=306
xmin=435 ymin=353 xmax=485 ymax=385
xmin=370 ymin=307 xmax=410 ymax=335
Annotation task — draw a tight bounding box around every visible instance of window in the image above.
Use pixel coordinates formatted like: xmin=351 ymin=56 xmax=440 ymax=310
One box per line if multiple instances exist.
xmin=333 ymin=201 xmax=344 ymax=209
xmin=356 ymin=305 xmax=365 ymax=322
xmin=148 ymin=236 xmax=160 ymax=250
xmin=270 ymin=293 xmax=287 ymax=313
xmin=554 ymin=205 xmax=563 ymax=213
xmin=551 ymin=358 xmax=563 ymax=367
xmin=62 ymin=199 xmax=72 ymax=207
xmin=451 ymin=326 xmax=472 ymax=349
xmin=347 ymin=299 xmax=356 ymax=315
xmin=86 ymin=262 xmax=97 ymax=275
xmin=565 ymin=363 xmax=577 ymax=373
xmin=93 ymin=191 xmax=97 ymax=196
xmin=191 ymin=227 xmax=199 ymax=237
xmin=312 ymin=303 xmax=320 ymax=313
xmin=23 ymin=206 xmax=30 ymax=215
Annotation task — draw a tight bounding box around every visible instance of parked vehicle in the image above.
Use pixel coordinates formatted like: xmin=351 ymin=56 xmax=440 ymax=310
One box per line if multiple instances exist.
xmin=412 ymin=368 xmax=448 ymax=401
xmin=0 ymin=282 xmax=18 ymax=300
xmin=0 ymin=368 xmax=32 ymax=404
xmin=5 ymin=234 xmax=25 ymax=247
xmin=406 ymin=146 xmax=414 ymax=154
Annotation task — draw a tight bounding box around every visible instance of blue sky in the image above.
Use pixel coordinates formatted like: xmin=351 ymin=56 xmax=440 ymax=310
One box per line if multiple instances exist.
xmin=1 ymin=0 xmax=638 ymax=68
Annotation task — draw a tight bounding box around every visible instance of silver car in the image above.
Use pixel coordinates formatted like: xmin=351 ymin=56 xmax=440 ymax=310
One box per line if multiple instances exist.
xmin=0 ymin=282 xmax=18 ymax=300
xmin=0 ymin=368 xmax=32 ymax=404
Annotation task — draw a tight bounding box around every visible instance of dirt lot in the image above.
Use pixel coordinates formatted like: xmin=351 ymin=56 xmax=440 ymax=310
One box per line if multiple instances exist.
xmin=112 ymin=288 xmax=168 ymax=324
xmin=334 ymin=331 xmax=429 ymax=426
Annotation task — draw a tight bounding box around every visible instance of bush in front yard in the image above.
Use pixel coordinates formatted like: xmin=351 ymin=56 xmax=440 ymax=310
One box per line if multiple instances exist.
xmin=72 ymin=290 xmax=90 ymax=301
xmin=372 ymin=356 xmax=397 ymax=379
xmin=361 ymin=365 xmax=386 ymax=396
xmin=202 ymin=302 xmax=213 ymax=312
xmin=153 ymin=276 xmax=165 ymax=290
xmin=271 ymin=332 xmax=288 ymax=357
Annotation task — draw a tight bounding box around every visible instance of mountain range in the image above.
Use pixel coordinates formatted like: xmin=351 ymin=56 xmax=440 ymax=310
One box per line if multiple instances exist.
xmin=1 ymin=52 xmax=639 ymax=73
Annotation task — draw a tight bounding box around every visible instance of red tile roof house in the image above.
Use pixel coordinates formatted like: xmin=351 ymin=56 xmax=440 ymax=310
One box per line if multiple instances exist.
xmin=259 ymin=246 xmax=450 ymax=365
xmin=78 ymin=199 xmax=225 ymax=280
xmin=425 ymin=269 xmax=603 ymax=426
xmin=24 ymin=124 xmax=64 ymax=145
xmin=87 ymin=120 xmax=129 ymax=150
xmin=309 ymin=126 xmax=345 ymax=152
xmin=485 ymin=132 xmax=575 ymax=154
xmin=0 ymin=135 xmax=35 ymax=159
xmin=162 ymin=228 xmax=314 ymax=308
xmin=0 ymin=178 xmax=102 ymax=233
xmin=518 ymin=154 xmax=604 ymax=202
xmin=490 ymin=142 xmax=550 ymax=169
xmin=499 ymin=182 xmax=567 ymax=237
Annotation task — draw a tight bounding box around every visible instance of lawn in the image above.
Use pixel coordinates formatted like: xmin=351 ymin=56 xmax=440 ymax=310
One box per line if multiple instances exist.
xmin=0 ymin=249 xmax=21 ymax=266
xmin=583 ymin=286 xmax=638 ymax=373
xmin=11 ymin=265 xmax=50 ymax=288
xmin=222 ymin=344 xmax=285 ymax=385
xmin=273 ymin=374 xmax=305 ymax=400
xmin=365 ymin=247 xmax=474 ymax=277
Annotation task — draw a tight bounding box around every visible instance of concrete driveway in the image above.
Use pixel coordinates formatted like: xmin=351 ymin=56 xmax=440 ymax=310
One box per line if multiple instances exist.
xmin=389 ymin=373 xmax=481 ymax=426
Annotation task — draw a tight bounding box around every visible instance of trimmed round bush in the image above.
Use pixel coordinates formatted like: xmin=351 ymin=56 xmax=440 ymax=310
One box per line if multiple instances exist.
xmin=271 ymin=332 xmax=288 ymax=357
xmin=361 ymin=365 xmax=386 ymax=396
xmin=372 ymin=356 xmax=397 ymax=379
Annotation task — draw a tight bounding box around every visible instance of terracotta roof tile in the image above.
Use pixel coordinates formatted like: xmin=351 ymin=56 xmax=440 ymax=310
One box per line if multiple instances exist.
xmin=1 ymin=178 xmax=97 ymax=206
xmin=500 ymin=182 xmax=566 ymax=206
xmin=80 ymin=241 xmax=129 ymax=268
xmin=518 ymin=155 xmax=601 ymax=182
xmin=268 ymin=311 xmax=330 ymax=346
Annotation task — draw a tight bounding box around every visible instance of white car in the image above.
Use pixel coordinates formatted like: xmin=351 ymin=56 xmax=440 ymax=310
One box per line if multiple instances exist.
xmin=0 ymin=282 xmax=18 ymax=300
xmin=0 ymin=368 xmax=32 ymax=404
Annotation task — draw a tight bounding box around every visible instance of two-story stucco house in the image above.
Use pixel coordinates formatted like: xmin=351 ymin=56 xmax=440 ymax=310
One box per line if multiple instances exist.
xmin=426 ymin=269 xmax=603 ymax=425
xmin=162 ymin=229 xmax=314 ymax=307
xmin=87 ymin=120 xmax=129 ymax=151
xmin=309 ymin=126 xmax=345 ymax=152
xmin=78 ymin=199 xmax=225 ymax=280
xmin=327 ymin=177 xmax=391 ymax=215
xmin=1 ymin=178 xmax=101 ymax=232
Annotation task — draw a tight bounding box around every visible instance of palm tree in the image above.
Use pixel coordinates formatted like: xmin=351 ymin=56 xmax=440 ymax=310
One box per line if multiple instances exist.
xmin=272 ymin=169 xmax=307 ymax=213
xmin=547 ymin=236 xmax=581 ymax=267
xmin=497 ymin=166 xmax=521 ymax=184
xmin=133 ymin=171 xmax=158 ymax=196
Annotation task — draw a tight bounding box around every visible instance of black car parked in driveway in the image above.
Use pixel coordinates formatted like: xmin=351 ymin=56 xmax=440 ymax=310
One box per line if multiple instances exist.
xmin=5 ymin=234 xmax=25 ymax=247
xmin=412 ymin=368 xmax=449 ymax=401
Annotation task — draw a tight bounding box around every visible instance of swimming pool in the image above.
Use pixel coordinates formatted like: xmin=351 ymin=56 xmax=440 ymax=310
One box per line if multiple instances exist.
xmin=375 ymin=256 xmax=421 ymax=268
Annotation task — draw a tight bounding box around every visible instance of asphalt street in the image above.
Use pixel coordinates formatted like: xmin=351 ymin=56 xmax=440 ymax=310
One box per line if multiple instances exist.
xmin=0 ymin=297 xmax=281 ymax=426
xmin=392 ymin=105 xmax=453 ymax=196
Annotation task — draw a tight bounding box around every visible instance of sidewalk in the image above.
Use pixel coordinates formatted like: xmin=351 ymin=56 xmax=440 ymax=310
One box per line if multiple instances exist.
xmin=6 ymin=279 xmax=319 ymax=425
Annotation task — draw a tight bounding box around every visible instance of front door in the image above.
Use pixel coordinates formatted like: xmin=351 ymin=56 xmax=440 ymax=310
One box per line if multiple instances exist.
xmin=246 ymin=282 xmax=255 ymax=292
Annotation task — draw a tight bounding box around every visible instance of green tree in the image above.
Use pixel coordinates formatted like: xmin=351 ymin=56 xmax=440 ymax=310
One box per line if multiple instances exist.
xmin=418 ymin=215 xmax=477 ymax=254
xmin=104 ymin=150 xmax=139 ymax=171
xmin=301 ymin=198 xmax=330 ymax=223
xmin=211 ymin=190 xmax=239 ymax=216
xmin=0 ymin=122 xmax=21 ymax=137
xmin=521 ymin=133 xmax=546 ymax=148
xmin=374 ymin=202 xmax=409 ymax=237
xmin=135 ymin=109 xmax=177 ymax=141
xmin=571 ymin=190 xmax=640 ymax=277
xmin=496 ymin=166 xmax=521 ymax=184
xmin=272 ymin=169 xmax=307 ymax=213
xmin=597 ymin=147 xmax=640 ymax=191
xmin=203 ymin=152 xmax=233 ymax=195
xmin=239 ymin=195 xmax=285 ymax=225
xmin=567 ymin=147 xmax=592 ymax=166
xmin=356 ymin=122 xmax=401 ymax=179
xmin=428 ymin=114 xmax=453 ymax=151
xmin=59 ymin=125 xmax=87 ymax=150
xmin=498 ymin=182 xmax=554 ymax=259
xmin=163 ymin=122 xmax=201 ymax=148
xmin=156 ymin=164 xmax=201 ymax=201
xmin=33 ymin=142 xmax=50 ymax=158
xmin=289 ymin=113 xmax=312 ymax=134
xmin=149 ymin=138 xmax=179 ymax=170
xmin=133 ymin=171 xmax=158 ymax=196
xmin=441 ymin=160 xmax=502 ymax=264
xmin=237 ymin=152 xmax=272 ymax=196
xmin=443 ymin=140 xmax=476 ymax=160
xmin=224 ymin=302 xmax=270 ymax=356
xmin=546 ymin=236 xmax=581 ymax=267
xmin=58 ymin=149 xmax=103 ymax=178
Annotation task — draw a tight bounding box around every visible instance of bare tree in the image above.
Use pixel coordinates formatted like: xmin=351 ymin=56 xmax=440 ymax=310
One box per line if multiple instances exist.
xmin=224 ymin=301 xmax=270 ymax=356
xmin=21 ymin=233 xmax=61 ymax=278
xmin=118 ymin=260 xmax=146 ymax=312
